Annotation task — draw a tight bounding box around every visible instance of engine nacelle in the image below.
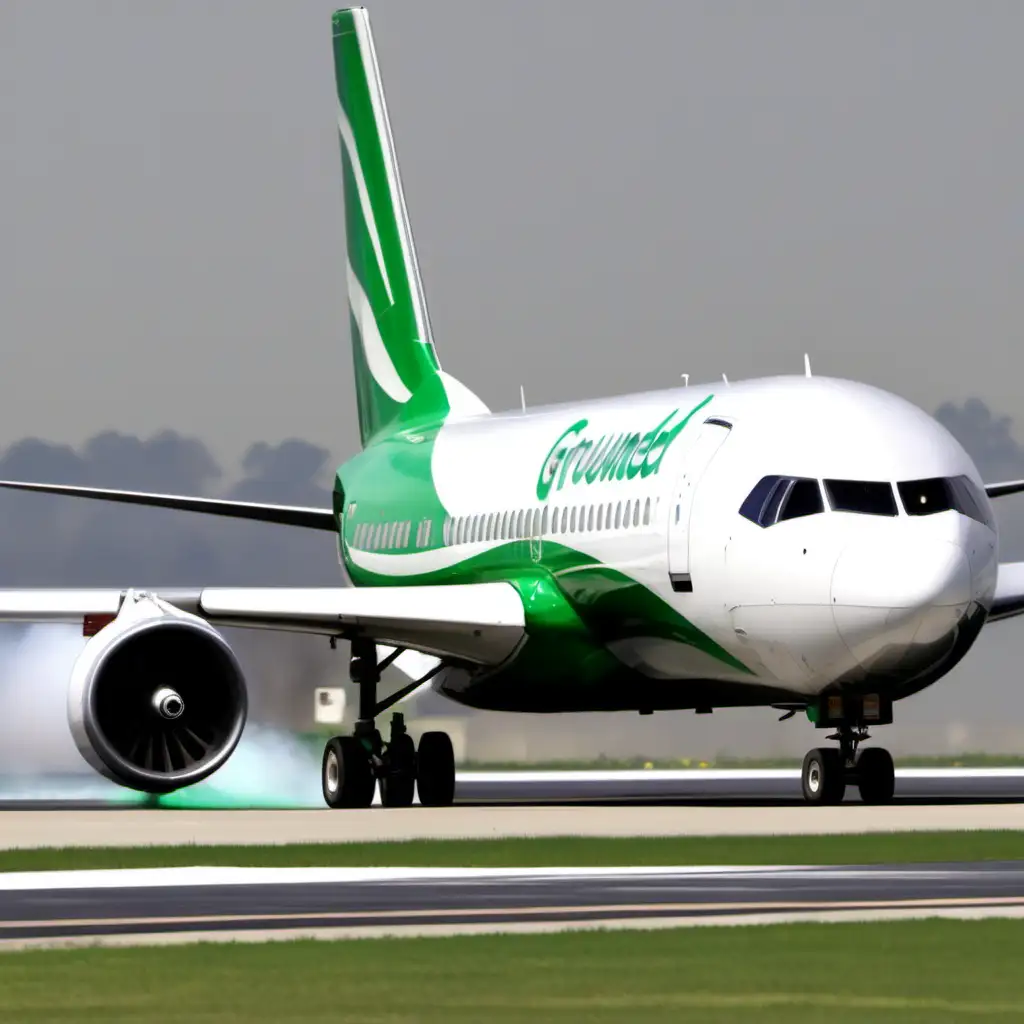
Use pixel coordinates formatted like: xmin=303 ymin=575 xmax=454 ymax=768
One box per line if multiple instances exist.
xmin=68 ymin=592 xmax=247 ymax=794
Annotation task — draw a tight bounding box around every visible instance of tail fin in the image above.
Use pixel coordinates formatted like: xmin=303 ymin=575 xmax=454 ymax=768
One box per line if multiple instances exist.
xmin=333 ymin=8 xmax=453 ymax=446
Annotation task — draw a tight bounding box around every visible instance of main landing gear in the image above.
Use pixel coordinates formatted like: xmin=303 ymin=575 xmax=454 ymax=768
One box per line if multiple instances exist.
xmin=321 ymin=639 xmax=455 ymax=809
xmin=801 ymin=724 xmax=895 ymax=806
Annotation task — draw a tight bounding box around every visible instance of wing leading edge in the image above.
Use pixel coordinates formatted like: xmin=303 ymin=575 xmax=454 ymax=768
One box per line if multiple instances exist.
xmin=0 ymin=480 xmax=336 ymax=531
xmin=985 ymin=480 xmax=1024 ymax=500
xmin=0 ymin=583 xmax=525 ymax=666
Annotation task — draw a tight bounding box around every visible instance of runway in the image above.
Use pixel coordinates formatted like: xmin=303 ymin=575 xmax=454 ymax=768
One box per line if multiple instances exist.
xmin=456 ymin=767 xmax=1024 ymax=805
xmin=2 ymin=862 xmax=1023 ymax=947
xmin=3 ymin=768 xmax=1024 ymax=847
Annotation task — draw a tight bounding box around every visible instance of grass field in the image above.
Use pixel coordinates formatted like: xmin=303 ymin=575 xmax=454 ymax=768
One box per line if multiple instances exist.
xmin=2 ymin=920 xmax=1023 ymax=1022
xmin=1 ymin=830 xmax=1022 ymax=873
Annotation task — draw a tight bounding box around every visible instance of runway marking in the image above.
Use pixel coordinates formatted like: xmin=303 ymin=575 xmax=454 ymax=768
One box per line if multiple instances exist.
xmin=5 ymin=905 xmax=1024 ymax=950
xmin=460 ymin=767 xmax=1024 ymax=783
xmin=0 ymin=864 xmax=813 ymax=891
xmin=4 ymin=895 xmax=1024 ymax=934
xmin=0 ymin=862 xmax=1006 ymax=891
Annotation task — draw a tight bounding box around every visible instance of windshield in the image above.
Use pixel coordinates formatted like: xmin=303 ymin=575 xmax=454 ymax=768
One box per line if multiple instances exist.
xmin=824 ymin=480 xmax=898 ymax=517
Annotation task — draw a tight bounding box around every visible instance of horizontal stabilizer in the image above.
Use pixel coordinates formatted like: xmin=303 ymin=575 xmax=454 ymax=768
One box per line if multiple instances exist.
xmin=0 ymin=583 xmax=525 ymax=665
xmin=985 ymin=479 xmax=1024 ymax=500
xmin=0 ymin=480 xmax=336 ymax=531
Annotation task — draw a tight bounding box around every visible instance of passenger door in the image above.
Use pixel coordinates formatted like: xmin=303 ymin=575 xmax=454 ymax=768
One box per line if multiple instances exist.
xmin=667 ymin=421 xmax=731 ymax=591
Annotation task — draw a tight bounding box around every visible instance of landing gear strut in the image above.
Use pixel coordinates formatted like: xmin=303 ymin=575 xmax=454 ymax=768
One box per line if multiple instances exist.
xmin=797 ymin=693 xmax=898 ymax=806
xmin=321 ymin=639 xmax=455 ymax=809
xmin=801 ymin=720 xmax=895 ymax=806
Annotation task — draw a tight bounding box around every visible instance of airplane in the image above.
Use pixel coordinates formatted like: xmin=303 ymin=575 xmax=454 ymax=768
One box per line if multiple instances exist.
xmin=1 ymin=6 xmax=1023 ymax=809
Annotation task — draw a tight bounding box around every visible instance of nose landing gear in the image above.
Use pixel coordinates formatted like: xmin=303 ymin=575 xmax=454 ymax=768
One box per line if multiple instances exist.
xmin=800 ymin=696 xmax=896 ymax=805
xmin=321 ymin=640 xmax=455 ymax=809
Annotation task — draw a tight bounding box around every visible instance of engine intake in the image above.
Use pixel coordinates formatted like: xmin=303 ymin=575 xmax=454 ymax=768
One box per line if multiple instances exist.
xmin=68 ymin=594 xmax=247 ymax=794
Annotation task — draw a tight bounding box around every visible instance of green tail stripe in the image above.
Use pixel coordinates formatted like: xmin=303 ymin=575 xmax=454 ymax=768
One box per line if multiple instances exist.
xmin=332 ymin=8 xmax=445 ymax=446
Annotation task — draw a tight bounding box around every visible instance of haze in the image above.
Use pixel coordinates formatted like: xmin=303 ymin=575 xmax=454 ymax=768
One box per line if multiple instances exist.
xmin=3 ymin=1 xmax=1024 ymax=759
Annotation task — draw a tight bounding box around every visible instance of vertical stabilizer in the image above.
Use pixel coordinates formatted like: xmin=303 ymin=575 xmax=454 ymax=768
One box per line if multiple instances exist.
xmin=333 ymin=8 xmax=446 ymax=445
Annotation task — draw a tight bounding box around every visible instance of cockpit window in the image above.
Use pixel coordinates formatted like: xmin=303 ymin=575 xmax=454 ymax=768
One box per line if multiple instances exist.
xmin=898 ymin=478 xmax=955 ymax=516
xmin=740 ymin=476 xmax=824 ymax=527
xmin=899 ymin=476 xmax=993 ymax=527
xmin=824 ymin=480 xmax=898 ymax=517
xmin=778 ymin=478 xmax=824 ymax=522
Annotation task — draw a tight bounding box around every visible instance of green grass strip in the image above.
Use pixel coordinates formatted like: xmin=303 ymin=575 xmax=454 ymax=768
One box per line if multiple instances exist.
xmin=1 ymin=830 xmax=1022 ymax=873
xmin=3 ymin=921 xmax=1024 ymax=1021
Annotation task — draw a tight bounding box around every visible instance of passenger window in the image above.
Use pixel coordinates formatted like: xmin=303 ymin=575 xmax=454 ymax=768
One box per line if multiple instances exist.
xmin=596 ymin=505 xmax=604 ymax=531
xmin=516 ymin=510 xmax=524 ymax=538
xmin=825 ymin=480 xmax=897 ymax=517
xmin=570 ymin=507 xmax=577 ymax=532
xmin=634 ymin=500 xmax=641 ymax=527
xmin=541 ymin=507 xmax=550 ymax=534
xmin=550 ymin=507 xmax=559 ymax=535
xmin=623 ymin=500 xmax=631 ymax=527
xmin=778 ymin=479 xmax=824 ymax=522
xmin=560 ymin=507 xmax=568 ymax=533
xmin=643 ymin=497 xmax=651 ymax=525
xmin=587 ymin=505 xmax=595 ymax=531
xmin=615 ymin=502 xmax=623 ymax=529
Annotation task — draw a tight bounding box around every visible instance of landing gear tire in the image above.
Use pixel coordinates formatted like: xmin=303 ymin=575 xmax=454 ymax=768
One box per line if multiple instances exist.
xmin=856 ymin=747 xmax=895 ymax=804
xmin=417 ymin=731 xmax=455 ymax=807
xmin=380 ymin=733 xmax=416 ymax=808
xmin=322 ymin=736 xmax=376 ymax=809
xmin=801 ymin=748 xmax=845 ymax=805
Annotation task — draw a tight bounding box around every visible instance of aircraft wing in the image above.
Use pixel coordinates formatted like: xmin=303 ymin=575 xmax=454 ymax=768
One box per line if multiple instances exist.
xmin=0 ymin=480 xmax=336 ymax=531
xmin=985 ymin=480 xmax=1024 ymax=500
xmin=988 ymin=563 xmax=1024 ymax=622
xmin=0 ymin=584 xmax=525 ymax=665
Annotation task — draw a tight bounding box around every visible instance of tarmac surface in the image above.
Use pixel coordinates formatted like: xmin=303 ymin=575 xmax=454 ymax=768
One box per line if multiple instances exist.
xmin=2 ymin=862 xmax=1023 ymax=947
xmin=4 ymin=801 xmax=1024 ymax=849
xmin=2 ymin=768 xmax=1024 ymax=848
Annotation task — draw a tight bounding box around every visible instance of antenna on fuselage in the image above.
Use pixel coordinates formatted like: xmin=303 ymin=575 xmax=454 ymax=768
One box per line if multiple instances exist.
xmin=804 ymin=353 xmax=812 ymax=378
xmin=680 ymin=373 xmax=689 ymax=387
xmin=722 ymin=373 xmax=730 ymax=386
xmin=519 ymin=385 xmax=526 ymax=412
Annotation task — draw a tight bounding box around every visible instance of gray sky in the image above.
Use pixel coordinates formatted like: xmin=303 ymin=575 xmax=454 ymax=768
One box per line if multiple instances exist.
xmin=4 ymin=1 xmax=1024 ymax=472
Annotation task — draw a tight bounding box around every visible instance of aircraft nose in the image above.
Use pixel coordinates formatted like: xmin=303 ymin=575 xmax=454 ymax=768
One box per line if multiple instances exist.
xmin=832 ymin=540 xmax=972 ymax=611
xmin=831 ymin=540 xmax=972 ymax=672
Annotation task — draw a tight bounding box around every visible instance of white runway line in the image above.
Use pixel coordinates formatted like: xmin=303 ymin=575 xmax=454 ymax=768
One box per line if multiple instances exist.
xmin=459 ymin=767 xmax=1024 ymax=783
xmin=0 ymin=864 xmax=816 ymax=891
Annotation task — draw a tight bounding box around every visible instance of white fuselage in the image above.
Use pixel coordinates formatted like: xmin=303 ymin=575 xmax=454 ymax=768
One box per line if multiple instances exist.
xmin=424 ymin=374 xmax=996 ymax=701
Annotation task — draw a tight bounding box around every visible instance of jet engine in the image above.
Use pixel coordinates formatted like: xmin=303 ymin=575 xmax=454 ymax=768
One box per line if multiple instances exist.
xmin=68 ymin=593 xmax=247 ymax=794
